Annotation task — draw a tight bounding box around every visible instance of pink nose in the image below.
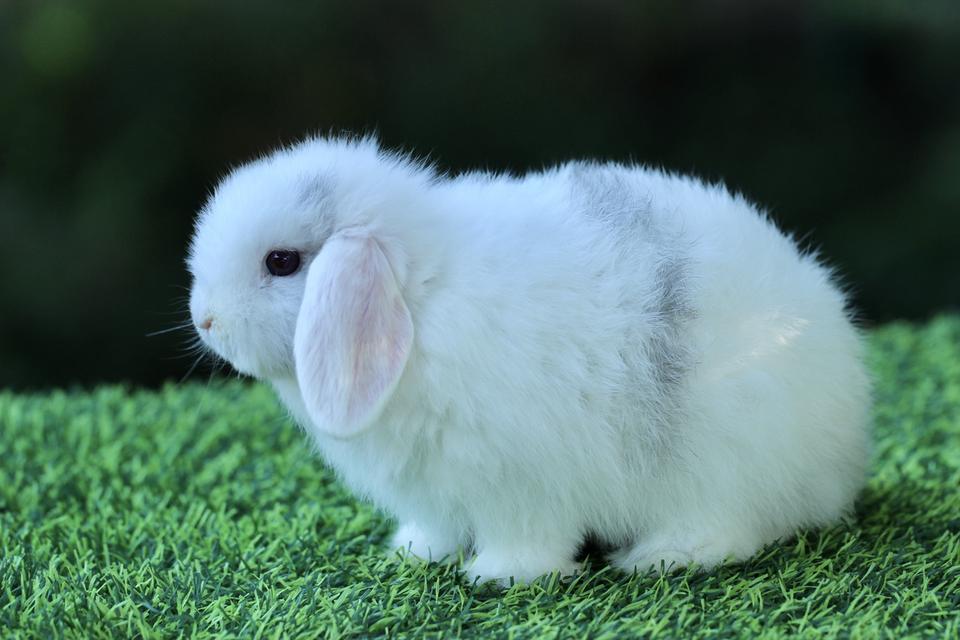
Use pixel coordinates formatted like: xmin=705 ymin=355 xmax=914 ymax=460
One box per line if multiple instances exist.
xmin=198 ymin=317 xmax=214 ymax=331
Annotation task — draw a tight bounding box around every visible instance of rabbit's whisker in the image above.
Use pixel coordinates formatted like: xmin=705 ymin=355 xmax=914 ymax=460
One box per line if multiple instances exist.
xmin=180 ymin=353 xmax=207 ymax=383
xmin=146 ymin=322 xmax=195 ymax=337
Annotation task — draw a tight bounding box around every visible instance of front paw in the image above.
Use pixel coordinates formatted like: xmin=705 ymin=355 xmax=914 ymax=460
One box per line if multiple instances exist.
xmin=390 ymin=522 xmax=462 ymax=563
xmin=466 ymin=549 xmax=581 ymax=587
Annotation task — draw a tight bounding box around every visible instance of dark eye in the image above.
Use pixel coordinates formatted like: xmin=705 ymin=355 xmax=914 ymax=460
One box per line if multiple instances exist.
xmin=265 ymin=250 xmax=301 ymax=276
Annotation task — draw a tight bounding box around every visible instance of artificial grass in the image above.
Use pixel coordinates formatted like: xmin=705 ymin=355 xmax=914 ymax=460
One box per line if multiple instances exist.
xmin=1 ymin=317 xmax=959 ymax=639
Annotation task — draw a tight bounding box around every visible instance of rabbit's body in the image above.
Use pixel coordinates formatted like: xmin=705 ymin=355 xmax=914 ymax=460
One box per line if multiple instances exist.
xmin=189 ymin=138 xmax=870 ymax=584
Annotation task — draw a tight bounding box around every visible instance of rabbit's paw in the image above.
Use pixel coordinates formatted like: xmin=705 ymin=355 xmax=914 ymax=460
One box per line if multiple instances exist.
xmin=391 ymin=521 xmax=462 ymax=564
xmin=466 ymin=547 xmax=581 ymax=587
xmin=609 ymin=529 xmax=758 ymax=574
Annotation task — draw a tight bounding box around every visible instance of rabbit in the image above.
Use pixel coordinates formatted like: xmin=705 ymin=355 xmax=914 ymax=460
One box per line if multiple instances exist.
xmin=187 ymin=135 xmax=871 ymax=586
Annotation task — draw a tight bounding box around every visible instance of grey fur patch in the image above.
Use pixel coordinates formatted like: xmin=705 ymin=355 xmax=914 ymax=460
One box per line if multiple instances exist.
xmin=569 ymin=162 xmax=695 ymax=450
xmin=297 ymin=175 xmax=336 ymax=241
xmin=647 ymin=252 xmax=695 ymax=395
xmin=568 ymin=162 xmax=656 ymax=235
xmin=297 ymin=175 xmax=333 ymax=209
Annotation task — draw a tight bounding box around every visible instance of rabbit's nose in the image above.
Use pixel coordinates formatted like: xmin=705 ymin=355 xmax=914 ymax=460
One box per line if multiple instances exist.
xmin=198 ymin=316 xmax=214 ymax=331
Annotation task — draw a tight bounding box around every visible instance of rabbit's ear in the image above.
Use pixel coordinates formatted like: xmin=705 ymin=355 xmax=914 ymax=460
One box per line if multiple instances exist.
xmin=294 ymin=231 xmax=413 ymax=438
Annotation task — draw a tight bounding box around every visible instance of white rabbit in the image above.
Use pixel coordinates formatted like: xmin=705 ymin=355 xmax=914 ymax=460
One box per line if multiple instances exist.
xmin=188 ymin=135 xmax=871 ymax=585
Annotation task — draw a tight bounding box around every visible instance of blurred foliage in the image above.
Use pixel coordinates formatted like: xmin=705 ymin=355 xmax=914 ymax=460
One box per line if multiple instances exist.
xmin=1 ymin=0 xmax=958 ymax=388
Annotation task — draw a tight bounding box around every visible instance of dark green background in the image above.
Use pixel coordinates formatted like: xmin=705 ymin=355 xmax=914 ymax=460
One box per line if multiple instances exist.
xmin=1 ymin=1 xmax=958 ymax=389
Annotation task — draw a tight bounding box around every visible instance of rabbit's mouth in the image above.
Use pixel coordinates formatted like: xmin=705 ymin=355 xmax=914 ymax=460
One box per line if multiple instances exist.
xmin=195 ymin=326 xmax=245 ymax=375
xmin=197 ymin=323 xmax=293 ymax=381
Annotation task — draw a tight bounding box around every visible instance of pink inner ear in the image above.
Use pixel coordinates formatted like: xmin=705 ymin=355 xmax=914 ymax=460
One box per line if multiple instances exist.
xmin=346 ymin=252 xmax=413 ymax=421
xmin=294 ymin=233 xmax=413 ymax=438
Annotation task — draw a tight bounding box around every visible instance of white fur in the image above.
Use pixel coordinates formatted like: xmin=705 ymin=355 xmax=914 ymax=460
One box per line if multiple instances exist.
xmin=188 ymin=136 xmax=871 ymax=585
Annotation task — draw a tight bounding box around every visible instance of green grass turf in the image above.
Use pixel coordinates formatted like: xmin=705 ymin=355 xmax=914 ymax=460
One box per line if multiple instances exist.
xmin=2 ymin=317 xmax=959 ymax=639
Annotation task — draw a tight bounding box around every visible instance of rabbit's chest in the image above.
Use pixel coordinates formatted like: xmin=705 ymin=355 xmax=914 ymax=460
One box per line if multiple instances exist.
xmin=271 ymin=376 xmax=470 ymax=505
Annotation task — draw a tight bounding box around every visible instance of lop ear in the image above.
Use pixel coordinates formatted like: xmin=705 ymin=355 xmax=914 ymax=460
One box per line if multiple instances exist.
xmin=294 ymin=231 xmax=413 ymax=438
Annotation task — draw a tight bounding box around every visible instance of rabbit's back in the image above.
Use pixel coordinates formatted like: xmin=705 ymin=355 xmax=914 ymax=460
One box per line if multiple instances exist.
xmin=559 ymin=162 xmax=871 ymax=542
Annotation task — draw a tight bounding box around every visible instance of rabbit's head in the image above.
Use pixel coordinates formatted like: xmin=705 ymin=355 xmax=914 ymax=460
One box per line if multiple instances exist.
xmin=188 ymin=136 xmax=429 ymax=438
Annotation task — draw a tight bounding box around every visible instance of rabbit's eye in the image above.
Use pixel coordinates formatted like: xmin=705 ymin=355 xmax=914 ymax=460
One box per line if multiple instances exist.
xmin=265 ymin=250 xmax=301 ymax=276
